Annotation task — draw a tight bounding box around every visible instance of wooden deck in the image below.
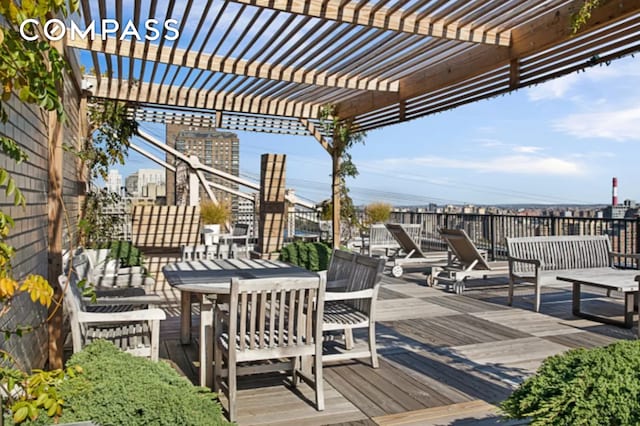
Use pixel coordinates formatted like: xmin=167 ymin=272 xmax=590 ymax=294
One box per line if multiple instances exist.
xmin=156 ymin=264 xmax=636 ymax=425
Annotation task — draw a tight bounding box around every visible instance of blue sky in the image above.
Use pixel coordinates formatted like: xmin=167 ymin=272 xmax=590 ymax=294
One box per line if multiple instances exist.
xmin=117 ymin=54 xmax=640 ymax=207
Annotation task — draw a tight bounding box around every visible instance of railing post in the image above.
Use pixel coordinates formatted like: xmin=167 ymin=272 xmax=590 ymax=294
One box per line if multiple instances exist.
xmin=489 ymin=214 xmax=496 ymax=261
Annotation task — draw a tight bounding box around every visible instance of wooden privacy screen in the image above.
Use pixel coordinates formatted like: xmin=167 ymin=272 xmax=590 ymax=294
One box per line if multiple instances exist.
xmin=132 ymin=205 xmax=201 ymax=249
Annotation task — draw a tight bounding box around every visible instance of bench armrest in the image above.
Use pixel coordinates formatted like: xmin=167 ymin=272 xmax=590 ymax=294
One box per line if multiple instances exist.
xmin=77 ymin=308 xmax=166 ymax=324
xmin=610 ymin=251 xmax=640 ymax=260
xmin=325 ymin=289 xmax=373 ymax=301
xmin=507 ymin=256 xmax=541 ymax=267
xmin=86 ymin=295 xmax=164 ymax=306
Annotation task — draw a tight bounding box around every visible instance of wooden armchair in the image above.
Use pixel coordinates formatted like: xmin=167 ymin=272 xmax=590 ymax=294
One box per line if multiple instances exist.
xmin=322 ymin=254 xmax=385 ymax=368
xmin=219 ymin=223 xmax=251 ymax=259
xmin=58 ymin=271 xmax=166 ymax=361
xmin=213 ymin=275 xmax=325 ymax=422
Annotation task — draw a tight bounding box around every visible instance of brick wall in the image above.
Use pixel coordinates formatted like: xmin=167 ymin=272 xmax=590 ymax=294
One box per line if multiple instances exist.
xmin=0 ymin=70 xmax=83 ymax=370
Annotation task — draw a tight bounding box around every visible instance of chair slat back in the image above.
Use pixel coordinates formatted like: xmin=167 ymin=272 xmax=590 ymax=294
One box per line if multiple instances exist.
xmin=181 ymin=244 xmax=218 ymax=261
xmin=345 ymin=255 xmax=385 ymax=314
xmin=385 ymin=224 xmax=424 ymax=257
xmin=327 ymin=249 xmax=356 ymax=282
xmin=439 ymin=228 xmax=491 ymax=270
xmin=232 ymin=223 xmax=249 ymax=237
xmin=227 ymin=276 xmax=324 ymax=355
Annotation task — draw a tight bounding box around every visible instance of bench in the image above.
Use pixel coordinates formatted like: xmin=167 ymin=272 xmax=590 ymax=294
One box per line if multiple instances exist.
xmin=506 ymin=235 xmax=640 ymax=312
xmin=59 ymin=269 xmax=166 ymax=360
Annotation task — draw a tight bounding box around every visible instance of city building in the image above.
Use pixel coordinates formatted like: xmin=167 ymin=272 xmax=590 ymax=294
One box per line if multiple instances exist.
xmin=125 ymin=169 xmax=166 ymax=201
xmin=105 ymin=169 xmax=123 ymax=195
xmin=165 ymin=125 xmax=240 ymax=215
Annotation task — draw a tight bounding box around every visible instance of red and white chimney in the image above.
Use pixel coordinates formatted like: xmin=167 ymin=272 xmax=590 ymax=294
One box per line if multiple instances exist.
xmin=612 ymin=177 xmax=618 ymax=206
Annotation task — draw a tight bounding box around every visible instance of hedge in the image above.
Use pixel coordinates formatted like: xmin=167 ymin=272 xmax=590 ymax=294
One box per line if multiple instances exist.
xmin=279 ymin=241 xmax=332 ymax=271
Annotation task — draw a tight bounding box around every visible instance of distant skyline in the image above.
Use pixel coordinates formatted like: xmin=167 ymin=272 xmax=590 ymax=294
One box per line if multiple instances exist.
xmin=114 ymin=54 xmax=640 ymax=207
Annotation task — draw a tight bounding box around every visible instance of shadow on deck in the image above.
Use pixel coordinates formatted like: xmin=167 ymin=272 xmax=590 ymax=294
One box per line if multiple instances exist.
xmin=156 ymin=264 xmax=636 ymax=426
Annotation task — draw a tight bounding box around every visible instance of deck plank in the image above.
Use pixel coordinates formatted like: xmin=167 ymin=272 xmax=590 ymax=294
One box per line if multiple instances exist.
xmin=151 ymin=265 xmax=634 ymax=425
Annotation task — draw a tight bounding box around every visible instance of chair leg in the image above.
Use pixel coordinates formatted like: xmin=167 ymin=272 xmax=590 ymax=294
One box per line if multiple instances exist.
xmin=228 ymin=361 xmax=237 ymax=422
xmin=368 ymin=322 xmax=379 ymax=369
xmin=344 ymin=328 xmax=354 ymax=350
xmin=314 ymin=353 xmax=325 ymax=411
xmin=534 ymin=282 xmax=541 ymax=313
xmin=213 ymin=342 xmax=222 ymax=394
xmin=292 ymin=356 xmax=300 ymax=388
xmin=507 ymin=277 xmax=514 ymax=306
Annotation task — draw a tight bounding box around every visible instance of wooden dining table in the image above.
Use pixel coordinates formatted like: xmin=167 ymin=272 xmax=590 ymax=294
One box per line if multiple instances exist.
xmin=163 ymin=258 xmax=318 ymax=386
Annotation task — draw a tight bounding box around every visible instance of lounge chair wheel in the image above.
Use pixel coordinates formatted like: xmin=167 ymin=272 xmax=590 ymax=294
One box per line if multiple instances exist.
xmin=453 ymin=281 xmax=465 ymax=294
xmin=391 ymin=265 xmax=403 ymax=278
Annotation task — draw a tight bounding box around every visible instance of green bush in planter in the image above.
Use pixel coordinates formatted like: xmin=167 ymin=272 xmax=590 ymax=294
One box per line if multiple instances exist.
xmin=501 ymin=339 xmax=640 ymax=425
xmin=279 ymin=242 xmax=331 ymax=271
xmin=7 ymin=341 xmax=230 ymax=426
xmin=94 ymin=240 xmax=145 ymax=268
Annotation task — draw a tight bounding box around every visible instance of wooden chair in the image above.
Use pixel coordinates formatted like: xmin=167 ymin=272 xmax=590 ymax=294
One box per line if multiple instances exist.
xmin=219 ymin=223 xmax=251 ymax=259
xmin=322 ymin=254 xmax=385 ymax=368
xmin=213 ymin=275 xmax=325 ymax=422
xmin=431 ymin=228 xmax=509 ymax=293
xmin=58 ymin=270 xmax=166 ymax=361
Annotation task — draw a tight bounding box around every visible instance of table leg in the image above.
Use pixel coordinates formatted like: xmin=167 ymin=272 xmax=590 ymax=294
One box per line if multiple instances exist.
xmin=180 ymin=291 xmax=192 ymax=345
xmin=200 ymin=297 xmax=214 ymax=388
xmin=572 ymin=282 xmax=581 ymax=317
xmin=624 ymin=291 xmax=634 ymax=328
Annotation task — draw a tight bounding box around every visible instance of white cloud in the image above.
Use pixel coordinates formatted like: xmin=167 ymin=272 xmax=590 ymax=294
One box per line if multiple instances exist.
xmin=513 ymin=146 xmax=543 ymax=154
xmin=553 ymin=107 xmax=640 ymax=141
xmin=363 ymin=155 xmax=582 ymax=176
xmin=527 ymin=73 xmax=580 ymax=101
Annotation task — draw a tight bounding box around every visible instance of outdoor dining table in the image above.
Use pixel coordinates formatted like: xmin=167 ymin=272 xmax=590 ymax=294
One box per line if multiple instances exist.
xmin=162 ymin=258 xmax=318 ymax=386
xmin=556 ymin=268 xmax=640 ymax=331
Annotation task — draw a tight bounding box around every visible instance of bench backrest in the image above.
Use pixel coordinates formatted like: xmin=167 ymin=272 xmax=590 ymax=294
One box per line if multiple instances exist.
xmin=367 ymin=224 xmax=397 ymax=248
xmin=506 ymin=235 xmax=612 ymax=272
xmin=181 ymin=244 xmax=219 ymax=261
xmin=58 ymin=270 xmax=88 ymax=353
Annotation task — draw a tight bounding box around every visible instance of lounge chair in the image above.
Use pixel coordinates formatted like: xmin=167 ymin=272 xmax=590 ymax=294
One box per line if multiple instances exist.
xmin=430 ymin=228 xmax=509 ymax=293
xmin=384 ymin=223 xmax=448 ymax=277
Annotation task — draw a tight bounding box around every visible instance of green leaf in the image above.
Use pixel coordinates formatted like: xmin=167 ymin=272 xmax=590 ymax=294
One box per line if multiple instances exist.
xmin=13 ymin=406 xmax=28 ymax=423
xmin=6 ymin=177 xmax=15 ymax=196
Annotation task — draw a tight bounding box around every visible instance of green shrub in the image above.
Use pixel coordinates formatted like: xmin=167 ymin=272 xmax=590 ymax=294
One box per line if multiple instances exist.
xmin=279 ymin=242 xmax=332 ymax=271
xmin=501 ymin=339 xmax=640 ymax=425
xmin=8 ymin=341 xmax=230 ymax=426
xmin=95 ymin=240 xmax=144 ymax=267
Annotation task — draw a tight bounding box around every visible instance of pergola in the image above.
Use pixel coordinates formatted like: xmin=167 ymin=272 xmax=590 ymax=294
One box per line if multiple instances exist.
xmin=69 ymin=0 xmax=640 ymax=245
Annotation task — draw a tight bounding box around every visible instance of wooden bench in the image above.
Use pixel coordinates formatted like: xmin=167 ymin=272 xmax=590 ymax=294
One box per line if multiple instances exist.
xmin=59 ymin=269 xmax=166 ymax=360
xmin=506 ymin=235 xmax=640 ymax=312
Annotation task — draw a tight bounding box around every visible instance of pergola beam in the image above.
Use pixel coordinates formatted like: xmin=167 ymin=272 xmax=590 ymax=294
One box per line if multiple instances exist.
xmin=67 ymin=36 xmax=399 ymax=92
xmin=336 ymin=0 xmax=640 ymax=119
xmin=85 ymin=75 xmax=323 ymax=118
xmin=231 ymin=0 xmax=511 ymax=46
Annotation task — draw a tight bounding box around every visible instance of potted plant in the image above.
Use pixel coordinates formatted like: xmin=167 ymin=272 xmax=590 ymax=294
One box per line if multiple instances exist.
xmin=200 ymin=200 xmax=231 ymax=245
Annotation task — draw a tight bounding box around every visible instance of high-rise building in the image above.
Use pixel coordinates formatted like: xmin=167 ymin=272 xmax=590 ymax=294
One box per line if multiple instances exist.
xmin=125 ymin=169 xmax=166 ymax=198
xmin=165 ymin=125 xmax=240 ymax=215
xmin=105 ymin=169 xmax=123 ymax=194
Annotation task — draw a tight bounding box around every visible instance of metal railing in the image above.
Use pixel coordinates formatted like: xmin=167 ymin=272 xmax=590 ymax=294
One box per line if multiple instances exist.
xmin=390 ymin=211 xmax=640 ymax=266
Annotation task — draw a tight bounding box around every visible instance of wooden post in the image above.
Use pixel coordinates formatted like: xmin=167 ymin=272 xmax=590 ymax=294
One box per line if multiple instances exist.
xmin=331 ymin=152 xmax=341 ymax=249
xmin=47 ymin=100 xmax=64 ymax=369
xmin=257 ymin=154 xmax=286 ymax=259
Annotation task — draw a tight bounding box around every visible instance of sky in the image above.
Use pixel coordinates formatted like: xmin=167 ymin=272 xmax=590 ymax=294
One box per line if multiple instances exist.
xmin=93 ymin=0 xmax=640 ymax=208
xmin=117 ymin=54 xmax=640 ymax=207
